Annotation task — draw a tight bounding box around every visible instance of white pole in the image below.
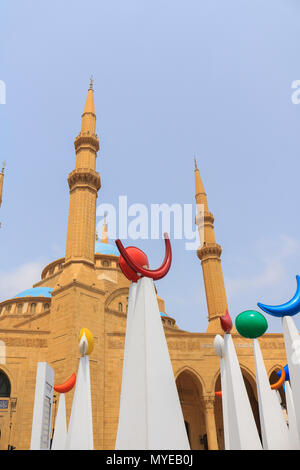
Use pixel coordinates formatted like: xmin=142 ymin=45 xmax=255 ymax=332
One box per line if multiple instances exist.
xmin=253 ymin=338 xmax=291 ymax=449
xmin=285 ymin=381 xmax=300 ymax=449
xmin=223 ymin=334 xmax=262 ymax=450
xmin=51 ymin=394 xmax=67 ymax=450
xmin=65 ymin=355 xmax=93 ymax=450
xmin=282 ymin=316 xmax=300 ymax=438
xmin=115 ymin=277 xmax=190 ymax=450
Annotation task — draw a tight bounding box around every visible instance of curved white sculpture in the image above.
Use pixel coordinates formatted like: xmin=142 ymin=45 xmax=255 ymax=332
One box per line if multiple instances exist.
xmin=115 ymin=277 xmax=190 ymax=450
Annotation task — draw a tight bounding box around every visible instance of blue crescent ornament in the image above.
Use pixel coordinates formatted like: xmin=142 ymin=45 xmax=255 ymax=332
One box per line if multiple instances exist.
xmin=257 ymin=275 xmax=300 ymax=317
xmin=277 ymin=364 xmax=289 ymax=382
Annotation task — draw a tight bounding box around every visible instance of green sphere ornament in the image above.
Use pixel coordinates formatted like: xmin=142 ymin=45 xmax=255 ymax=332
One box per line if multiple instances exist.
xmin=235 ymin=310 xmax=268 ymax=338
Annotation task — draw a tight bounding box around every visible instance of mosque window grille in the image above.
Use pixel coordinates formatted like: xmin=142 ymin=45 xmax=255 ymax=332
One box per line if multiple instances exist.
xmin=118 ymin=302 xmax=123 ymax=312
xmin=6 ymin=305 xmax=11 ymax=313
xmin=17 ymin=304 xmax=23 ymax=314
xmin=44 ymin=303 xmax=50 ymax=311
xmin=102 ymin=260 xmax=110 ymax=267
xmin=30 ymin=303 xmax=37 ymax=314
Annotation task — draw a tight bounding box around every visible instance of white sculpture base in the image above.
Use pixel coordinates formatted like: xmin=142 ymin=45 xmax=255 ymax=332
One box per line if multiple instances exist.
xmin=51 ymin=393 xmax=67 ymax=450
xmin=115 ymin=277 xmax=190 ymax=450
xmin=220 ymin=357 xmax=230 ymax=450
xmin=224 ymin=334 xmax=262 ymax=450
xmin=285 ymin=381 xmax=300 ymax=449
xmin=253 ymin=338 xmax=291 ymax=449
xmin=65 ymin=355 xmax=93 ymax=450
xmin=282 ymin=316 xmax=300 ymax=439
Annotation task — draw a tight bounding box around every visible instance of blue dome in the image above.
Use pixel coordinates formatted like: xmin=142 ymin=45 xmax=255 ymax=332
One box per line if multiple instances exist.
xmin=160 ymin=312 xmax=168 ymax=317
xmin=14 ymin=287 xmax=53 ymax=298
xmin=95 ymin=241 xmax=119 ymax=257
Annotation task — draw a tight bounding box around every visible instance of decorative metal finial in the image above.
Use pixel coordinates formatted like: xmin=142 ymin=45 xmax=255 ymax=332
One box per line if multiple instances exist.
xmin=95 ymin=228 xmax=99 ymax=242
xmin=89 ymin=75 xmax=94 ymax=90
xmin=2 ymin=161 xmax=6 ymax=173
xmin=194 ymin=156 xmax=198 ymax=170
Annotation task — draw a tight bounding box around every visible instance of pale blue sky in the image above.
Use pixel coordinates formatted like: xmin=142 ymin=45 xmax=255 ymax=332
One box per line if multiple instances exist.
xmin=1 ymin=0 xmax=300 ymax=333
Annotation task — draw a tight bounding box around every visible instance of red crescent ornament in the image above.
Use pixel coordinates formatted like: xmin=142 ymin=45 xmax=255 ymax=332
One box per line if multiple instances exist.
xmin=119 ymin=247 xmax=149 ymax=283
xmin=115 ymin=233 xmax=172 ymax=281
xmin=54 ymin=373 xmax=76 ymax=394
xmin=220 ymin=309 xmax=233 ymax=333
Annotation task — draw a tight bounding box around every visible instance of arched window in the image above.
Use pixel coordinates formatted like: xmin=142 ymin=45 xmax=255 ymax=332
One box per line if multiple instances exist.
xmin=0 ymin=370 xmax=11 ymax=397
xmin=17 ymin=304 xmax=23 ymax=314
xmin=30 ymin=303 xmax=36 ymax=314
xmin=118 ymin=302 xmax=123 ymax=312
xmin=44 ymin=303 xmax=50 ymax=311
xmin=6 ymin=305 xmax=11 ymax=313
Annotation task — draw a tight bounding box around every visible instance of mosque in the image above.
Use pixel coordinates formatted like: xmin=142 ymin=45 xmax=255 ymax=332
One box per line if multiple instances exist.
xmin=0 ymin=83 xmax=288 ymax=450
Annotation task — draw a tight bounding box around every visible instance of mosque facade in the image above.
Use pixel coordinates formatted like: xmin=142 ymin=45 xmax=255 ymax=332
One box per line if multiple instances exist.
xmin=0 ymin=84 xmax=287 ymax=450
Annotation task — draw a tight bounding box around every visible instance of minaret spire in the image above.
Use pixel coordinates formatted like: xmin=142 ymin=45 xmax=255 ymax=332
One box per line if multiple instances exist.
xmin=101 ymin=213 xmax=108 ymax=244
xmin=63 ymin=80 xmax=101 ymax=274
xmin=80 ymin=77 xmax=96 ymax=138
xmin=0 ymin=162 xmax=6 ymax=208
xmin=194 ymin=157 xmax=208 ymax=212
xmin=194 ymin=158 xmax=229 ymax=333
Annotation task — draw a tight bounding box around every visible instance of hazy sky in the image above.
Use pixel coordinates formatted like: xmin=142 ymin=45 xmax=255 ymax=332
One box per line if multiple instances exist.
xmin=1 ymin=0 xmax=300 ymax=334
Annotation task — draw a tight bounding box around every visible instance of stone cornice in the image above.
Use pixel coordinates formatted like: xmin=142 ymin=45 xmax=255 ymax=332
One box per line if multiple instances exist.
xmin=0 ymin=329 xmax=49 ymax=335
xmin=51 ymin=280 xmax=106 ymax=297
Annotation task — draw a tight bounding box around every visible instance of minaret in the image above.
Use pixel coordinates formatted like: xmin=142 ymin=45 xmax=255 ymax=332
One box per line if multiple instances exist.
xmin=194 ymin=158 xmax=229 ymax=333
xmin=0 ymin=162 xmax=6 ymax=208
xmin=62 ymin=78 xmax=101 ymax=282
xmin=48 ymin=81 xmax=105 ymax=449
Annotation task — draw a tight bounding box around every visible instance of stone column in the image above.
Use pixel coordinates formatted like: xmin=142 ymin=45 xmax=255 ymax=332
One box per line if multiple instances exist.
xmin=202 ymin=396 xmax=218 ymax=450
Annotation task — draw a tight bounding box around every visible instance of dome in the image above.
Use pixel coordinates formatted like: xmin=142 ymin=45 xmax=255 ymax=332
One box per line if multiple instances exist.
xmin=160 ymin=312 xmax=168 ymax=317
xmin=14 ymin=287 xmax=53 ymax=298
xmin=95 ymin=241 xmax=119 ymax=257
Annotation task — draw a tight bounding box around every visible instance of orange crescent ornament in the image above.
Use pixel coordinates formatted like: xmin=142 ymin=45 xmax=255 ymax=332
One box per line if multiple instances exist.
xmin=54 ymin=373 xmax=76 ymax=394
xmin=270 ymin=367 xmax=285 ymax=390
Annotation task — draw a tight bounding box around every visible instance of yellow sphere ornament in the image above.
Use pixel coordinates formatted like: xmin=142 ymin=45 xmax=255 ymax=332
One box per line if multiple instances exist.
xmin=78 ymin=328 xmax=94 ymax=356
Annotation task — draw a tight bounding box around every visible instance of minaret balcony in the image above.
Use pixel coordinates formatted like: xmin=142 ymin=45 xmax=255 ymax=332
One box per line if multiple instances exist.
xmin=74 ymin=132 xmax=99 ymax=153
xmin=68 ymin=168 xmax=101 ymax=192
xmin=197 ymin=243 xmax=222 ymax=261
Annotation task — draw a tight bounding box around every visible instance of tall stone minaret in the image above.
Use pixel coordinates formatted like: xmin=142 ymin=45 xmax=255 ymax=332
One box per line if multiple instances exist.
xmin=49 ymin=81 xmax=105 ymax=449
xmin=61 ymin=78 xmax=101 ymax=284
xmin=194 ymin=158 xmax=229 ymax=333
xmin=0 ymin=162 xmax=6 ymax=208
